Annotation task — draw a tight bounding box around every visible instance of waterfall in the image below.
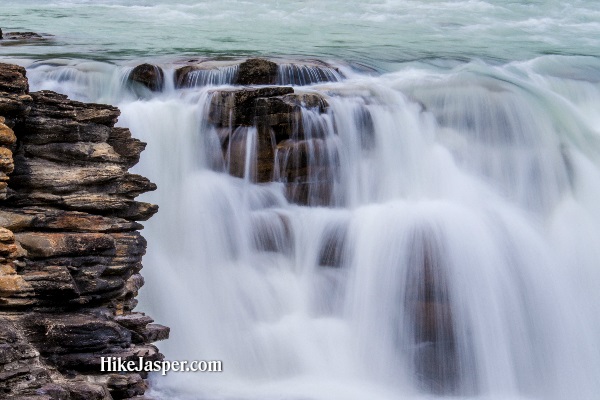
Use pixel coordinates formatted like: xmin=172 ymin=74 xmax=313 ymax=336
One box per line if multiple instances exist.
xmin=25 ymin=56 xmax=600 ymax=400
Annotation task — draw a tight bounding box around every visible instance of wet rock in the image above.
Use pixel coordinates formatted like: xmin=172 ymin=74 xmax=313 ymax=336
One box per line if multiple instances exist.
xmin=208 ymin=87 xmax=333 ymax=190
xmin=0 ymin=119 xmax=17 ymax=145
xmin=63 ymin=381 xmax=111 ymax=400
xmin=0 ymin=62 xmax=166 ymax=398
xmin=0 ymin=63 xmax=29 ymax=94
xmin=318 ymin=223 xmax=347 ymax=267
xmin=0 ymin=207 xmax=143 ymax=233
xmin=129 ymin=64 xmax=164 ymax=92
xmin=1 ymin=32 xmax=45 ymax=41
xmin=24 ymin=313 xmax=132 ymax=355
xmin=15 ymin=232 xmax=115 ymax=259
xmin=208 ymin=86 xmax=294 ymax=126
xmin=403 ymin=231 xmax=458 ymax=394
xmin=250 ymin=212 xmax=292 ymax=253
xmin=276 ymin=139 xmax=337 ymax=206
xmin=236 ymin=58 xmax=278 ymax=85
xmin=105 ymin=373 xmax=147 ymax=399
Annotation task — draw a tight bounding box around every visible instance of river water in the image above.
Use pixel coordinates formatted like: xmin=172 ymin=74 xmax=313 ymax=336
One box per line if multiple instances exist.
xmin=2 ymin=1 xmax=600 ymax=399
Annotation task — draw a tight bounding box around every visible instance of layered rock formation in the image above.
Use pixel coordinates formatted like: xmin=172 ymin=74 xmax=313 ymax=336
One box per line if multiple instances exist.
xmin=0 ymin=62 xmax=167 ymax=399
xmin=208 ymin=86 xmax=337 ymax=206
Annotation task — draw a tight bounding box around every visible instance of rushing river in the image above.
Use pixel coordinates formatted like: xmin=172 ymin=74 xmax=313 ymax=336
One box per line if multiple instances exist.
xmin=2 ymin=1 xmax=600 ymax=399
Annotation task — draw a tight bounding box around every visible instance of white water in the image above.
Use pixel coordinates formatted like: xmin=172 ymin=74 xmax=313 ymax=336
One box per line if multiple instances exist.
xmin=21 ymin=55 xmax=600 ymax=399
xmin=4 ymin=1 xmax=600 ymax=397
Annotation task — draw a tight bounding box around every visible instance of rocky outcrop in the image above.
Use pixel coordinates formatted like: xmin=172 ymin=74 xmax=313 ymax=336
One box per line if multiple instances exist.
xmin=0 ymin=62 xmax=167 ymax=399
xmin=207 ymin=86 xmax=337 ymax=205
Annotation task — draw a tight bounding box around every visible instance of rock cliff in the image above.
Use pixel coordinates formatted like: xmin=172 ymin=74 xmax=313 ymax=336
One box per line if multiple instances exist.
xmin=0 ymin=62 xmax=167 ymax=400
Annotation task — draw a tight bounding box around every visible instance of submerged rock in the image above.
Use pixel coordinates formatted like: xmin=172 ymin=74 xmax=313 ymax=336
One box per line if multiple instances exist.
xmin=1 ymin=32 xmax=45 ymax=40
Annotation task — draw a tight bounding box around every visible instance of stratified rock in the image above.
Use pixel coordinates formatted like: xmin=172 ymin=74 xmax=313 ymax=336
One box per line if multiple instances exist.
xmin=0 ymin=61 xmax=166 ymax=399
xmin=0 ymin=207 xmax=142 ymax=233
xmin=0 ymin=63 xmax=29 ymax=94
xmin=236 ymin=58 xmax=278 ymax=85
xmin=129 ymin=64 xmax=164 ymax=92
xmin=208 ymin=86 xmax=294 ymax=126
xmin=0 ymin=317 xmax=51 ymax=395
xmin=0 ymin=118 xmax=17 ymax=145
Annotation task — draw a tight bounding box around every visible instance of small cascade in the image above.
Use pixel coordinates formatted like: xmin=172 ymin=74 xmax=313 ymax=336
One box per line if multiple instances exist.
xmin=177 ymin=65 xmax=239 ymax=88
xmin=277 ymin=63 xmax=344 ymax=85
xmin=23 ymin=56 xmax=600 ymax=400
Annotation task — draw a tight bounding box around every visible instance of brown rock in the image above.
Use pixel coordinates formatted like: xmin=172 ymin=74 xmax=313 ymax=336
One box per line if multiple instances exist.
xmin=208 ymin=86 xmax=294 ymax=127
xmin=0 ymin=146 xmax=14 ymax=175
xmin=129 ymin=64 xmax=164 ymax=92
xmin=0 ymin=63 xmax=29 ymax=94
xmin=107 ymin=128 xmax=147 ymax=168
xmin=0 ymin=207 xmax=143 ymax=233
xmin=236 ymin=58 xmax=278 ymax=85
xmin=15 ymin=232 xmax=115 ymax=259
xmin=23 ymin=142 xmax=123 ymax=164
xmin=0 ymin=122 xmax=17 ymax=145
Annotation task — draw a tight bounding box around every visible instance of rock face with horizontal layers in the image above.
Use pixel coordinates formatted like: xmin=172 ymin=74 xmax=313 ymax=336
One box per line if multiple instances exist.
xmin=0 ymin=62 xmax=168 ymax=400
xmin=208 ymin=85 xmax=337 ymax=205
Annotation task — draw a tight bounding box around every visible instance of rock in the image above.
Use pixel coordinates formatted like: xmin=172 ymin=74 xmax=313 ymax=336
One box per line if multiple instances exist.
xmin=0 ymin=317 xmax=51 ymax=396
xmin=0 ymin=120 xmax=17 ymax=145
xmin=25 ymin=313 xmax=132 ymax=356
xmin=276 ymin=139 xmax=337 ymax=205
xmin=0 ymin=62 xmax=166 ymax=398
xmin=250 ymin=212 xmax=292 ymax=253
xmin=63 ymin=381 xmax=111 ymax=400
xmin=10 ymin=156 xmax=127 ymax=192
xmin=15 ymin=232 xmax=115 ymax=259
xmin=236 ymin=58 xmax=278 ymax=85
xmin=129 ymin=64 xmax=164 ymax=92
xmin=23 ymin=142 xmax=123 ymax=164
xmin=139 ymin=324 xmax=170 ymax=343
xmin=105 ymin=373 xmax=146 ymax=399
xmin=0 ymin=63 xmax=29 ymax=95
xmin=107 ymin=128 xmax=147 ymax=168
xmin=318 ymin=223 xmax=347 ymax=267
xmin=1 ymin=32 xmax=45 ymax=41
xmin=208 ymin=86 xmax=294 ymax=127
xmin=174 ymin=65 xmax=196 ymax=87
xmin=0 ymin=207 xmax=143 ymax=233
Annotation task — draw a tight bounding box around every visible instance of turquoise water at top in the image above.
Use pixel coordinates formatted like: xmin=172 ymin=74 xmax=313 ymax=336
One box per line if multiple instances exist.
xmin=2 ymin=0 xmax=600 ymax=68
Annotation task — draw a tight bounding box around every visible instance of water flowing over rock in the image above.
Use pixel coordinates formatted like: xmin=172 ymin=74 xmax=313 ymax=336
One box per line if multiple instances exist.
xmin=173 ymin=58 xmax=343 ymax=88
xmin=0 ymin=62 xmax=167 ymax=399
xmin=207 ymin=85 xmax=338 ymax=205
xmin=128 ymin=64 xmax=164 ymax=92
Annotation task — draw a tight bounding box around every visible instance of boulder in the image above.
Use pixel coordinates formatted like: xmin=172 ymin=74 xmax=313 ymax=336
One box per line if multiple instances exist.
xmin=129 ymin=64 xmax=164 ymax=92
xmin=236 ymin=58 xmax=278 ymax=85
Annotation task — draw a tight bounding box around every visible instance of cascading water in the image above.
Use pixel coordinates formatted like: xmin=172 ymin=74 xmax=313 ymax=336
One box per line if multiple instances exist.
xmin=23 ymin=55 xmax=600 ymax=400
